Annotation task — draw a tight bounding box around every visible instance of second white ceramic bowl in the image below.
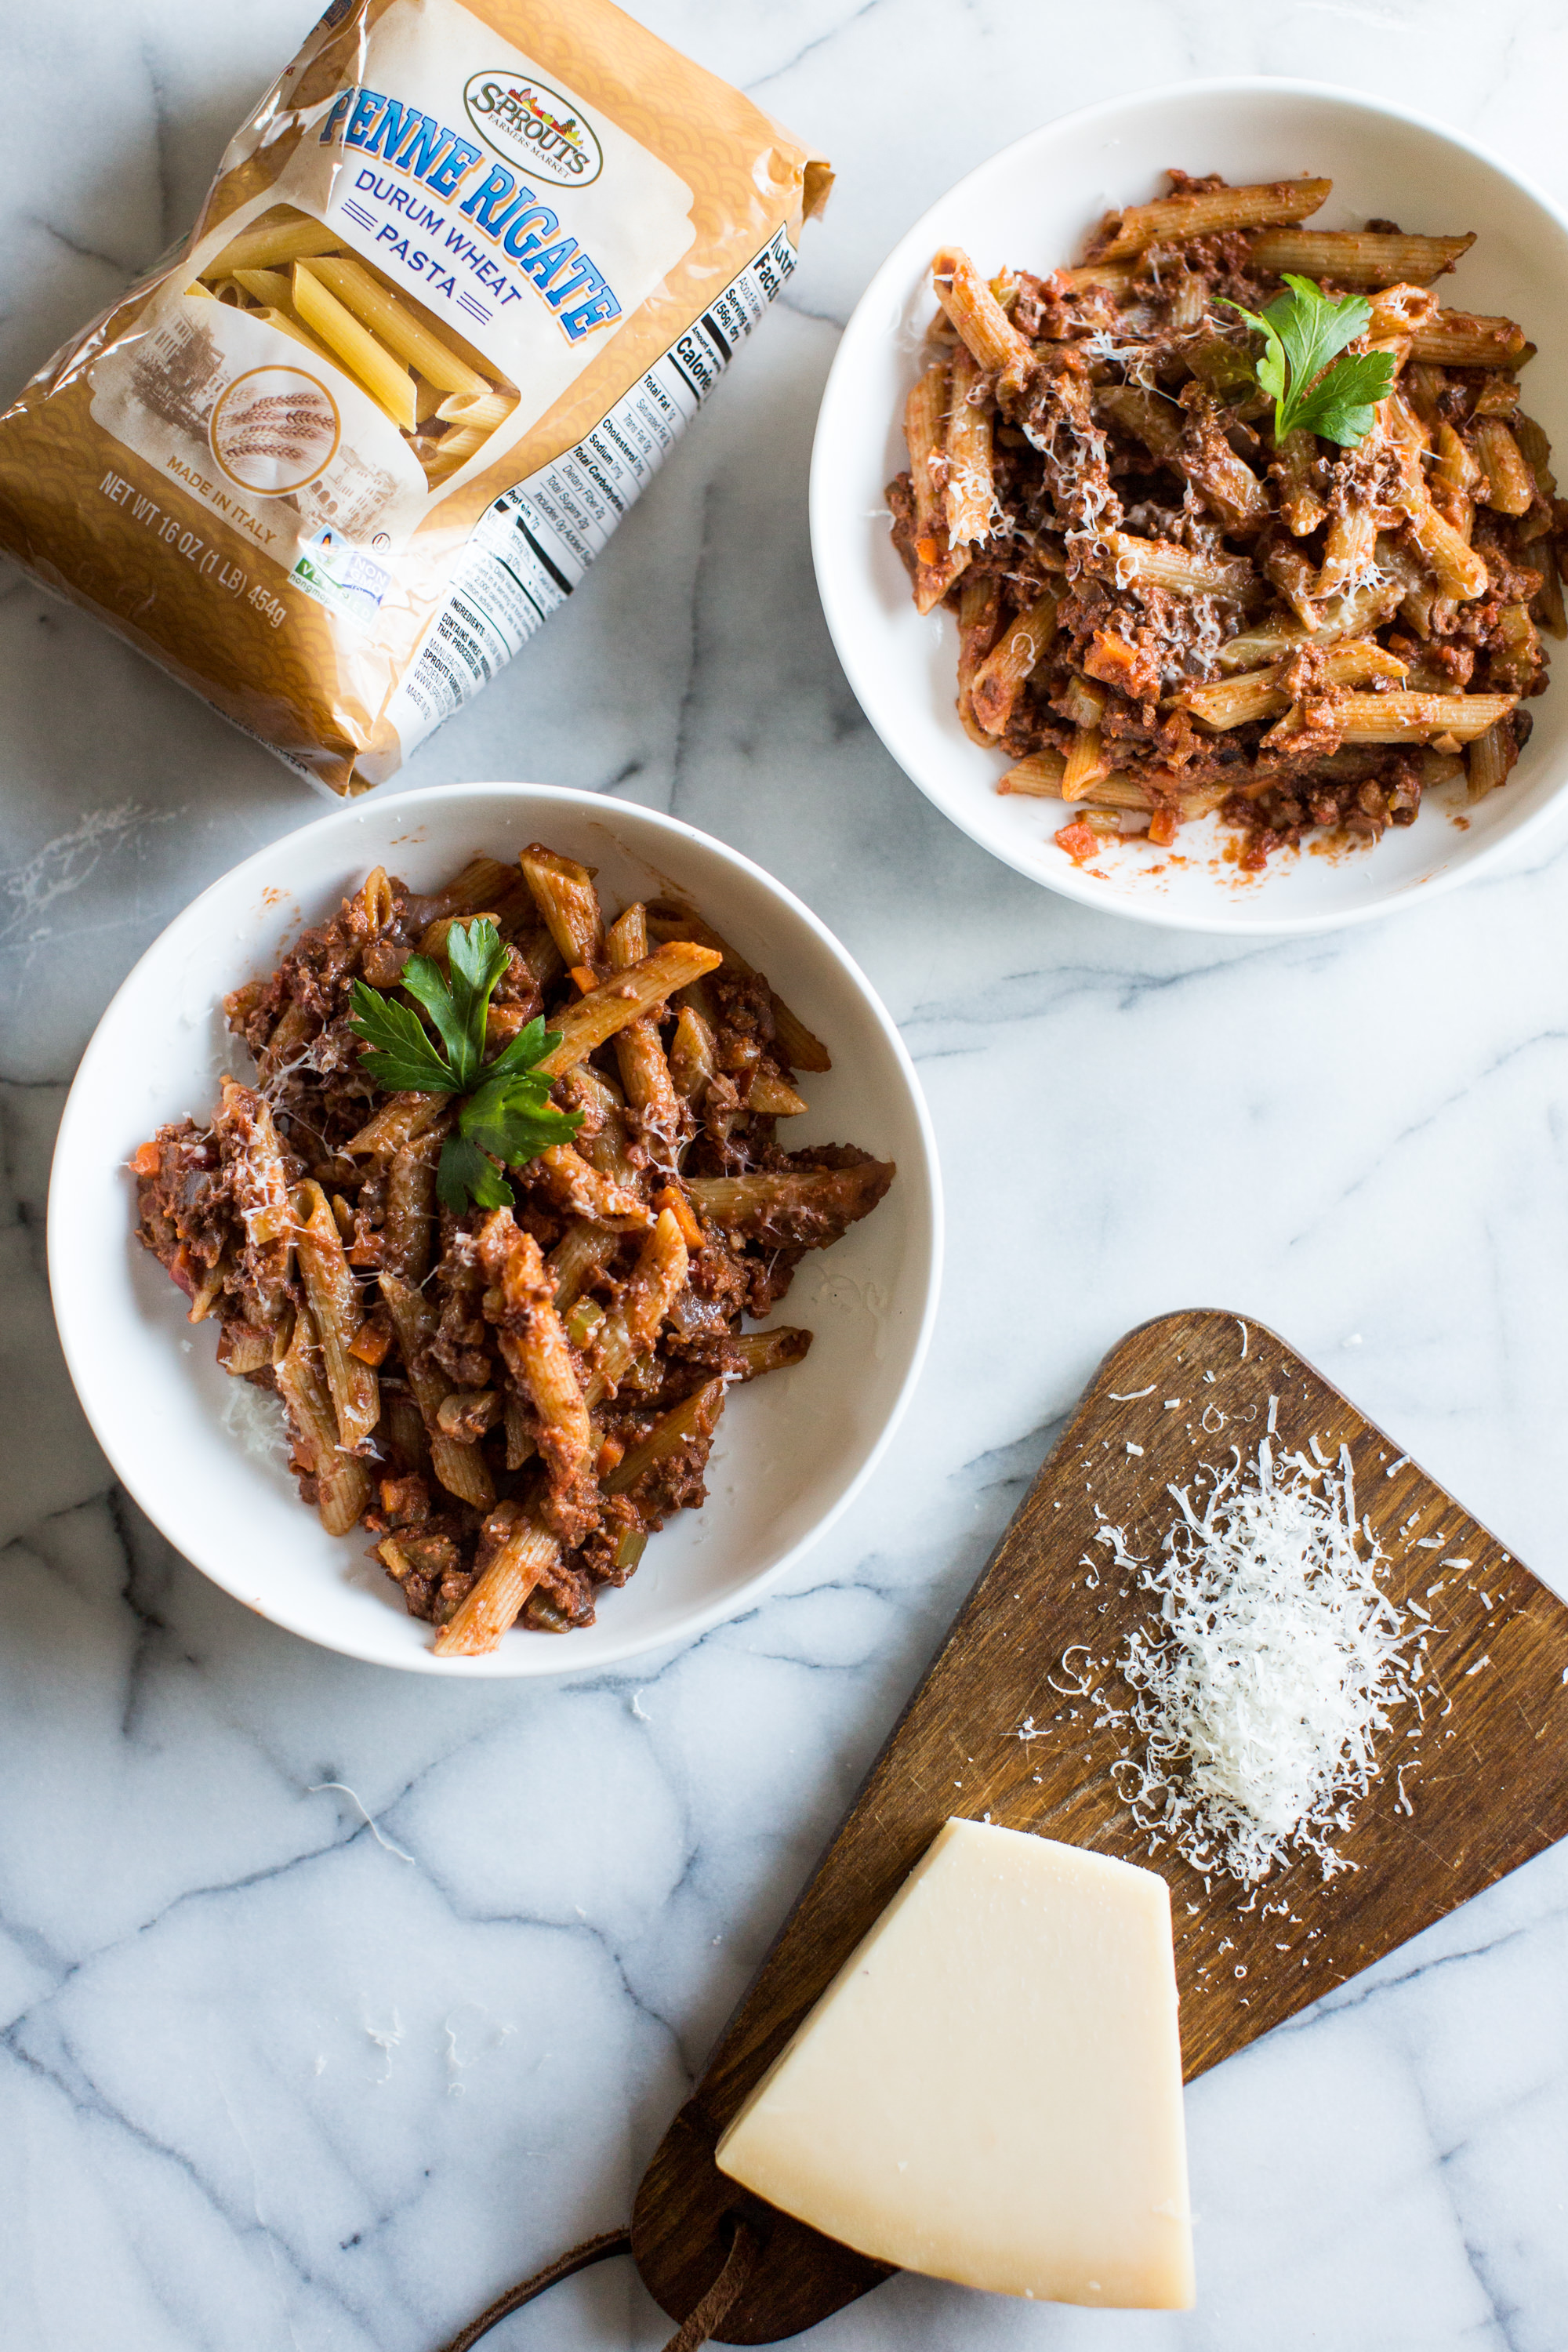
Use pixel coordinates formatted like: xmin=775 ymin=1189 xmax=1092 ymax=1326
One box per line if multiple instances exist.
xmin=49 ymin=785 xmax=942 ymax=1676
xmin=811 ymin=80 xmax=1568 ymax=934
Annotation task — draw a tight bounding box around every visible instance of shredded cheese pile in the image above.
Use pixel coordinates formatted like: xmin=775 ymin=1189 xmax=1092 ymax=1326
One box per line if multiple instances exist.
xmin=1091 ymin=1423 xmax=1417 ymax=1885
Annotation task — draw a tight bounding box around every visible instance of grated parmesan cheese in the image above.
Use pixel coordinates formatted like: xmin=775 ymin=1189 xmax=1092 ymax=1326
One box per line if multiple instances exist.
xmin=1088 ymin=1421 xmax=1417 ymax=1886
xmin=219 ymin=1374 xmax=290 ymax=1465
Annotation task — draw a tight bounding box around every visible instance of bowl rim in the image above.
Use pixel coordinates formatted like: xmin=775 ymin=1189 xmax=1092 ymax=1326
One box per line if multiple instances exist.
xmin=48 ymin=780 xmax=945 ymax=1678
xmin=810 ymin=73 xmax=1568 ymax=937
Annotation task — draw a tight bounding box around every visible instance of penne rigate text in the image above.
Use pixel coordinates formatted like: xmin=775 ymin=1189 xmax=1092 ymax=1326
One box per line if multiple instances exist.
xmin=888 ymin=170 xmax=1566 ymax=866
xmin=130 ymin=849 xmax=893 ymax=1656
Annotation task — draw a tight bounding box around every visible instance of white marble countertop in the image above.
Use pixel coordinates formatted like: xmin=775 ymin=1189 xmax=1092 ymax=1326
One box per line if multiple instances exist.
xmin=5 ymin=2 xmax=1568 ymax=2346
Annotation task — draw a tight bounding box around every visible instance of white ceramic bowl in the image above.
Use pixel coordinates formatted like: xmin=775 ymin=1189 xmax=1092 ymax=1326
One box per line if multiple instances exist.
xmin=49 ymin=784 xmax=941 ymax=1676
xmin=811 ymin=80 xmax=1568 ymax=935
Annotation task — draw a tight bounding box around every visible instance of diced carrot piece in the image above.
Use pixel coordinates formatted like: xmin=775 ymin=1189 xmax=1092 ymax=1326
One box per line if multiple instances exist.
xmin=1054 ymin=821 xmax=1099 ymax=863
xmin=653 ymin=1183 xmax=702 ymax=1250
xmin=130 ymin=1140 xmax=162 ymax=1178
xmin=347 ymin=1318 xmax=392 ymax=1367
xmin=1148 ymin=807 xmax=1178 ymax=849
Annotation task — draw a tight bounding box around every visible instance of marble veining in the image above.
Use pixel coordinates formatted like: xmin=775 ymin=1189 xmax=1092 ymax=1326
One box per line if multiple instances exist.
xmin=4 ymin=0 xmax=1568 ymax=2345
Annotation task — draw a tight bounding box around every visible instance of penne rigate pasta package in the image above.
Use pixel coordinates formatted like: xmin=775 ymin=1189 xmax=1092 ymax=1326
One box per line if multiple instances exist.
xmin=0 ymin=0 xmax=830 ymax=791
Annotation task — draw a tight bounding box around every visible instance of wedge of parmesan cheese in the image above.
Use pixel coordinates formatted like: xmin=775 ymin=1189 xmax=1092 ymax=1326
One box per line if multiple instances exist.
xmin=715 ymin=1820 xmax=1193 ymax=2309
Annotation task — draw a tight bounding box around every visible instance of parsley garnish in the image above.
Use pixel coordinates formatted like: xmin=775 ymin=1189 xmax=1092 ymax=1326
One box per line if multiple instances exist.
xmin=1219 ymin=274 xmax=1397 ymax=448
xmin=349 ymin=918 xmax=581 ymax=1212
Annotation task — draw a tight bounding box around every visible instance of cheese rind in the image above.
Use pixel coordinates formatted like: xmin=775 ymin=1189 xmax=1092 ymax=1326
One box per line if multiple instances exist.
xmin=715 ymin=1820 xmax=1194 ymax=2309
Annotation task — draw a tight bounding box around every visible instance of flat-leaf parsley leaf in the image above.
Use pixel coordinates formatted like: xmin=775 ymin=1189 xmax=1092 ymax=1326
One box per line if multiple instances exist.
xmin=348 ymin=920 xmax=580 ymax=1211
xmin=1220 ymin=274 xmax=1396 ymax=448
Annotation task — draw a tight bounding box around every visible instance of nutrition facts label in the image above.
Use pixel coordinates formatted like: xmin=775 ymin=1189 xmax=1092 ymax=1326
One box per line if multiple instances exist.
xmin=385 ymin=226 xmax=797 ymax=753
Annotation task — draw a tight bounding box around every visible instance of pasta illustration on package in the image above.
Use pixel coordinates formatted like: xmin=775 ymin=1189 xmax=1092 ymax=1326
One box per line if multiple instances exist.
xmin=0 ymin=0 xmax=830 ymax=791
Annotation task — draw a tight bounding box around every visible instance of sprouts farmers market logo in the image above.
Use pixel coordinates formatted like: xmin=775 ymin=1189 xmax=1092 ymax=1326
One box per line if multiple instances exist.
xmin=463 ymin=71 xmax=603 ymax=187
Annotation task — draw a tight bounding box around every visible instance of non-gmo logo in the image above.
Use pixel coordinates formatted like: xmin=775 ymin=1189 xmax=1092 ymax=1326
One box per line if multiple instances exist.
xmin=463 ymin=71 xmax=603 ymax=187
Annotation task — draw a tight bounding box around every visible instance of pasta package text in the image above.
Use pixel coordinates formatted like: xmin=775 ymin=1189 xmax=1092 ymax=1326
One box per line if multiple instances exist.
xmin=0 ymin=0 xmax=829 ymax=793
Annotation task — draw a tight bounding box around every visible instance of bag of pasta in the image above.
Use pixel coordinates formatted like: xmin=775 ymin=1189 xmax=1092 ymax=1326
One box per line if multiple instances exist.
xmin=0 ymin=0 xmax=829 ymax=793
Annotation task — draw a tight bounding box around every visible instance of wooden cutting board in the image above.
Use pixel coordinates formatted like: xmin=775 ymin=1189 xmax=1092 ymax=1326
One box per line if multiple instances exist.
xmin=631 ymin=1308 xmax=1568 ymax=2343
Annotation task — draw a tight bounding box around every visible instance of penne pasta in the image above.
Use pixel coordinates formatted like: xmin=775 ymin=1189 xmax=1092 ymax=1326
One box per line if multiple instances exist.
xmin=686 ymin=1161 xmax=895 ymax=1244
xmin=1366 ymin=284 xmax=1439 ymax=343
xmin=605 ymin=902 xmax=681 ymax=1151
xmin=343 ymin=1091 xmax=449 ymax=1160
xmin=1465 ymin=720 xmax=1515 ymax=800
xmin=435 ymin=389 xmax=518 ymax=430
xmin=1216 ymin=579 xmax=1403 ymax=672
xmin=902 ymin=359 xmax=970 ymax=613
xmin=563 ymin=1065 xmax=644 ymax=1192
xmin=291 ymin=263 xmax=418 ymax=430
xmin=292 ymin=1181 xmax=379 ymax=1446
xmin=1274 ymin=430 xmax=1327 ymax=536
xmin=1314 ymin=503 xmax=1378 ymax=603
xmin=1330 ymin=690 xmax=1516 ymax=743
xmin=245 ymin=304 xmax=344 ymax=373
xmin=954 ymin=572 xmax=1003 ymax=743
xmin=1179 ymin=638 xmax=1408 ymax=731
xmin=1514 ymin=415 xmax=1557 ymax=497
xmin=301 ymin=253 xmax=491 ymax=397
xmin=1490 ymin=602 xmax=1540 ymax=695
xmin=668 ymin=1002 xmax=717 ymax=1102
xmin=971 ymin=590 xmax=1058 ymax=736
xmin=1531 ymin=537 xmax=1566 ymax=639
xmin=203 ymin=209 xmax=343 ymax=278
xmin=537 ymin=942 xmax=722 ymax=1079
xmin=582 ymin=1210 xmax=688 ymax=1410
xmin=254 ymin=998 xmax=315 ymax=1085
xmin=546 ymin=1220 xmax=621 ymax=1312
xmin=416 ymin=908 xmax=504 ymax=961
xmin=1247 ymin=228 xmax=1475 ymax=286
xmin=1060 ymin=720 xmax=1112 ymax=802
xmin=1088 ymin=178 xmax=1330 ymax=260
xmin=644 ymin=904 xmax=831 ymax=1073
xmin=1432 ymin=419 xmax=1482 ymax=519
xmin=230 ymin=267 xmax=293 ymax=308
xmin=534 ymin=1141 xmax=652 ymax=1230
xmin=1407 ymin=310 xmax=1528 ymax=368
xmin=274 ymin=1307 xmax=373 ymax=1538
xmin=434 ymin=1501 xmax=561 ymax=1657
xmin=746 ymin=1068 xmax=810 ymax=1117
xmin=602 ymin=1378 xmax=726 ymax=1495
xmin=411 ymin=855 xmax=519 ymax=922
xmin=520 ymin=843 xmax=605 ymax=967
xmin=944 ymin=343 xmax=996 ymax=547
xmin=382 ymin=1130 xmax=442 ymax=1283
xmin=478 ymin=1211 xmax=593 ymax=1488
xmin=931 ymin=246 xmax=1033 ymax=396
xmin=726 ymin=1328 xmax=814 ymax=1378
xmin=1399 ymin=488 xmax=1490 ymax=601
xmin=1065 ymin=775 xmax=1232 ymax=823
xmin=380 ymin=1271 xmax=495 ymax=1510
xmin=1472 ymin=418 xmax=1536 ymax=517
xmin=1103 ymin=532 xmax=1254 ymax=600
xmin=997 ymin=748 xmax=1069 ymax=797
xmin=421 ymin=423 xmax=489 ymax=480
xmin=211 ymin=1081 xmax=293 ymax=1325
